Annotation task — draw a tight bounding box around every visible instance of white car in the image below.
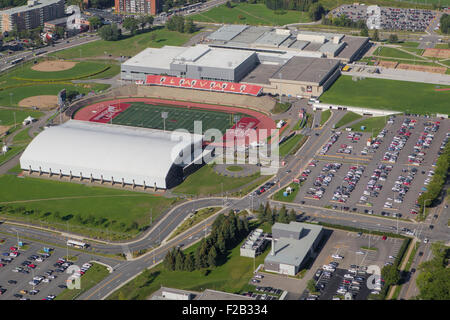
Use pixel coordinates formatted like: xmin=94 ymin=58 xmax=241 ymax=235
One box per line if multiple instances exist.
xmin=42 ymin=278 xmax=50 ymax=283
xmin=424 ymin=238 xmax=429 ymax=244
xmin=332 ymin=254 xmax=344 ymax=259
xmin=356 ymin=251 xmax=365 ymax=255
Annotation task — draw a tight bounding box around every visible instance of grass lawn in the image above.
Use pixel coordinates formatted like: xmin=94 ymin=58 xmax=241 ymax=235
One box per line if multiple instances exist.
xmin=0 ymin=145 xmax=27 ymax=166
xmin=372 ymin=46 xmax=425 ymax=60
xmin=434 ymin=43 xmax=450 ymax=49
xmin=334 ymin=111 xmax=363 ymax=129
xmin=12 ymin=127 xmax=33 ymax=144
xmin=0 ymin=83 xmax=110 ymax=107
xmin=349 ymin=116 xmax=387 ymax=137
xmin=321 ymin=76 xmax=450 ymax=115
xmin=191 ymin=3 xmax=310 ymax=26
xmin=226 ymin=165 xmax=244 ymax=172
xmin=320 ymin=109 xmax=331 ymax=126
xmin=271 ymin=101 xmax=292 ymax=114
xmin=55 ymin=263 xmax=110 ymax=300
xmin=0 ymin=108 xmax=43 ymax=126
xmin=0 ymin=175 xmax=177 ymax=240
xmin=12 ymin=61 xmax=115 ymax=81
xmin=172 ymin=164 xmax=261 ymax=196
xmin=168 ymin=207 xmax=221 ymax=241
xmin=398 ymin=41 xmax=420 ymax=48
xmin=273 ymin=182 xmax=301 ymax=202
xmin=279 ymin=134 xmax=305 ymax=157
xmin=50 ymin=28 xmax=196 ymax=60
xmin=108 ymin=234 xmax=271 ymax=300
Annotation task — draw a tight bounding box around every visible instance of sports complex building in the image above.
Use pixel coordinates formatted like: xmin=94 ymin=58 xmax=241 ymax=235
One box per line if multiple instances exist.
xmin=121 ymin=25 xmax=369 ymax=98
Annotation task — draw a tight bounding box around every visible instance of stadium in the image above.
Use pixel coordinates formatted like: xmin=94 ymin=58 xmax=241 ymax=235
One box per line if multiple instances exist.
xmin=20 ymin=92 xmax=277 ymax=190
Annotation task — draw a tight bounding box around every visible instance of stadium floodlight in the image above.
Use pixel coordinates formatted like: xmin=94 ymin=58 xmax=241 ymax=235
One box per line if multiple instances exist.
xmin=161 ymin=112 xmax=168 ymax=131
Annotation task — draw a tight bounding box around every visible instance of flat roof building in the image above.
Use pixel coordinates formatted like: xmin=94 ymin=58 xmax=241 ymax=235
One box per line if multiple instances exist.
xmin=264 ymin=222 xmax=324 ymax=276
xmin=121 ymin=45 xmax=259 ymax=82
xmin=0 ymin=0 xmax=65 ymax=32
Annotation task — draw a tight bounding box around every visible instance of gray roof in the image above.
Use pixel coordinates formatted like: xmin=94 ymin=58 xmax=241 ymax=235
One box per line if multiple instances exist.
xmin=336 ymin=35 xmax=369 ymax=61
xmin=253 ymin=31 xmax=291 ymax=48
xmin=319 ymin=42 xmax=345 ymax=55
xmin=230 ymin=26 xmax=271 ymax=45
xmin=241 ymin=63 xmax=281 ymax=85
xmin=0 ymin=0 xmax=61 ymax=15
xmin=287 ymin=40 xmax=310 ymax=50
xmin=271 ymin=56 xmax=340 ymax=84
xmin=265 ymin=222 xmax=323 ymax=267
xmin=207 ymin=24 xmax=248 ymax=41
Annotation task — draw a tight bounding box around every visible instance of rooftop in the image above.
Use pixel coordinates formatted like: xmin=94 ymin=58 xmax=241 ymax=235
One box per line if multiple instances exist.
xmin=271 ymin=56 xmax=340 ymax=84
xmin=253 ymin=31 xmax=291 ymax=48
xmin=207 ymin=24 xmax=248 ymax=41
xmin=265 ymin=222 xmax=323 ymax=267
xmin=1 ymin=0 xmax=62 ymax=15
xmin=122 ymin=46 xmax=186 ymax=69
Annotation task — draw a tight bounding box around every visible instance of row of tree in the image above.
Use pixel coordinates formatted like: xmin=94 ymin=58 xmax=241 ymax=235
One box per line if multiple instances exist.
xmin=257 ymin=202 xmax=297 ymax=225
xmin=163 ymin=212 xmax=250 ymax=271
xmin=440 ymin=14 xmax=450 ymax=34
xmin=322 ymin=15 xmax=366 ymax=29
xmin=166 ymin=15 xmax=196 ymax=34
xmin=265 ymin=0 xmax=317 ymax=12
xmin=122 ymin=16 xmax=155 ymax=35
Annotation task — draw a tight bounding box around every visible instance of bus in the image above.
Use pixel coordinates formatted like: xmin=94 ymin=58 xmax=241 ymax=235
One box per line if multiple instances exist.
xmin=10 ymin=57 xmax=24 ymax=65
xmin=67 ymin=240 xmax=88 ymax=249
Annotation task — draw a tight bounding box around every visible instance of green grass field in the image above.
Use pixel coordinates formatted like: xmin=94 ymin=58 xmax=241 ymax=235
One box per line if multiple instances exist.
xmin=172 ymin=164 xmax=261 ymax=196
xmin=373 ymin=46 xmax=425 ymax=60
xmin=319 ymin=0 xmax=442 ymax=10
xmin=111 ymin=102 xmax=242 ymax=134
xmin=168 ymin=207 xmax=221 ymax=241
xmin=349 ymin=116 xmax=388 ymax=137
xmin=50 ymin=28 xmax=196 ymax=60
xmin=320 ymin=109 xmax=331 ymax=126
xmin=0 ymin=108 xmax=43 ymax=126
xmin=55 ymin=263 xmax=110 ymax=300
xmin=321 ymin=76 xmax=450 ymax=115
xmin=108 ymin=234 xmax=270 ymax=299
xmin=226 ymin=165 xmax=244 ymax=172
xmin=279 ymin=134 xmax=305 ymax=157
xmin=0 ymin=83 xmax=110 ymax=107
xmin=398 ymin=41 xmax=420 ymax=48
xmin=273 ymin=182 xmax=301 ymax=202
xmin=191 ymin=3 xmax=310 ymax=26
xmin=335 ymin=111 xmax=363 ymax=129
xmin=11 ymin=61 xmax=116 ymax=81
xmin=0 ymin=175 xmax=176 ymax=239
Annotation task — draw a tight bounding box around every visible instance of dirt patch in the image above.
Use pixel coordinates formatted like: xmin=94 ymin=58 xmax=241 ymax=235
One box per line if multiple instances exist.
xmin=31 ymin=60 xmax=77 ymax=72
xmin=397 ymin=63 xmax=447 ymax=74
xmin=18 ymin=95 xmax=58 ymax=109
xmin=378 ymin=60 xmax=398 ymax=68
xmin=422 ymin=48 xmax=450 ymax=59
xmin=0 ymin=125 xmax=11 ymax=136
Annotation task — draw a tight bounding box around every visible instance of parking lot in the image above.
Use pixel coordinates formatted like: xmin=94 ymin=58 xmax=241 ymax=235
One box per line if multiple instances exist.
xmin=304 ymin=229 xmax=405 ymax=300
xmin=0 ymin=236 xmax=117 ymax=300
xmin=294 ymin=114 xmax=449 ymax=223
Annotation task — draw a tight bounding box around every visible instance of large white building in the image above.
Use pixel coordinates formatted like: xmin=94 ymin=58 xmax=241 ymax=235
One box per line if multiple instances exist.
xmin=20 ymin=120 xmax=204 ymax=189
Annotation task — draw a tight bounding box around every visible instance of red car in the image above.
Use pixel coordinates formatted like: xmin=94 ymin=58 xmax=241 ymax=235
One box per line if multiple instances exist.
xmin=28 ymin=264 xmax=36 ymax=269
xmin=9 ymin=247 xmax=17 ymax=251
xmin=382 ymin=236 xmax=387 ymax=241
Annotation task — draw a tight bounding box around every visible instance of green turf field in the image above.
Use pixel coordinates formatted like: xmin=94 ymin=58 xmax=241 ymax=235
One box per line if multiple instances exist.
xmin=373 ymin=46 xmax=426 ymax=60
xmin=321 ymin=76 xmax=450 ymax=115
xmin=191 ymin=3 xmax=310 ymax=26
xmin=320 ymin=109 xmax=332 ymax=126
xmin=0 ymin=175 xmax=176 ymax=240
xmin=111 ymin=102 xmax=244 ymax=134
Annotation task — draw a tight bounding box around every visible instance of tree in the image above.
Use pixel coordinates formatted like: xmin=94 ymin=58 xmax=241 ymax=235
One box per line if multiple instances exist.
xmin=388 ymin=34 xmax=398 ymax=43
xmin=308 ymin=3 xmax=325 ymax=21
xmin=145 ymin=15 xmax=154 ymax=29
xmin=216 ymin=233 xmax=226 ymax=254
xmin=174 ymin=249 xmax=185 ymax=270
xmin=207 ymin=246 xmax=218 ymax=267
xmin=89 ymin=16 xmax=102 ymax=31
xmin=277 ymin=205 xmax=288 ymax=223
xmin=163 ymin=249 xmax=176 ymax=271
xmin=440 ymin=14 xmax=450 ymax=34
xmin=226 ymin=1 xmax=232 ymax=8
xmin=360 ymin=25 xmax=369 ymax=37
xmin=98 ymin=24 xmax=120 ymax=41
xmin=138 ymin=16 xmax=148 ymax=30
xmin=123 ymin=17 xmax=139 ymax=35
xmin=381 ymin=265 xmax=400 ymax=286
xmin=55 ymin=26 xmax=65 ymax=39
xmin=288 ymin=209 xmax=297 ymax=222
xmin=184 ymin=253 xmax=195 ymax=271
xmin=184 ymin=18 xmax=195 ymax=34
xmin=307 ymin=279 xmax=316 ymax=293
xmin=372 ymin=29 xmax=380 ymax=42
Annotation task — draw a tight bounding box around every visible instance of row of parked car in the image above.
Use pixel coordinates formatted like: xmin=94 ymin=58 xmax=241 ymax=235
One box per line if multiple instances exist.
xmin=307 ymin=163 xmax=342 ymax=200
xmin=408 ymin=120 xmax=440 ymax=166
xmin=331 ymin=165 xmax=365 ymax=203
xmin=382 ymin=119 xmax=414 ymax=163
xmin=319 ymin=132 xmax=341 ymax=155
xmin=361 ymin=128 xmax=387 ymax=156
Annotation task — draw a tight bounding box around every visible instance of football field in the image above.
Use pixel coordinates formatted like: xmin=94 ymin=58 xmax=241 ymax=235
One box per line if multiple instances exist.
xmin=111 ymin=102 xmax=244 ymax=133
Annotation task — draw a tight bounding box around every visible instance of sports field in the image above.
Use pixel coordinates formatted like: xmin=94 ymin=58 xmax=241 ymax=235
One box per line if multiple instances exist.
xmin=320 ymin=76 xmax=450 ymax=115
xmin=0 ymin=108 xmax=43 ymax=126
xmin=112 ymin=102 xmax=243 ymax=134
